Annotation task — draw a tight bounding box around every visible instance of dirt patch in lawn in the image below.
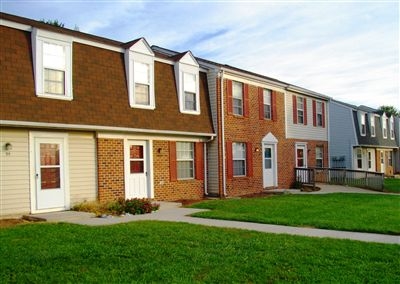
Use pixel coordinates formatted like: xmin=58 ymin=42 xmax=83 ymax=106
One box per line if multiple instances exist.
xmin=0 ymin=218 xmax=28 ymax=228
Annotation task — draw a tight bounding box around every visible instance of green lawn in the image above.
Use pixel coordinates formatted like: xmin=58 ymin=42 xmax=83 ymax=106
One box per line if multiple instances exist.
xmin=384 ymin=178 xmax=400 ymax=193
xmin=190 ymin=193 xmax=400 ymax=234
xmin=1 ymin=221 xmax=399 ymax=283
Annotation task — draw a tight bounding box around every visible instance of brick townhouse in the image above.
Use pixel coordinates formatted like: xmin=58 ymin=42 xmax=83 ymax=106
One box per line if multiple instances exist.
xmin=0 ymin=13 xmax=215 ymax=217
xmin=154 ymin=47 xmax=329 ymax=197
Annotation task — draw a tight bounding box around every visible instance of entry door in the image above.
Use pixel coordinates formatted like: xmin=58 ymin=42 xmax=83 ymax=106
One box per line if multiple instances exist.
xmin=263 ymin=145 xmax=275 ymax=187
xmin=296 ymin=144 xmax=307 ymax=168
xmin=126 ymin=141 xmax=148 ymax=199
xmin=34 ymin=138 xmax=66 ymax=210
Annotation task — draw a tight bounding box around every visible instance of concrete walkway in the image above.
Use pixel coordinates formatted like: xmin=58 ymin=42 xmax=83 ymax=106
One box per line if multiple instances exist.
xmin=30 ymin=198 xmax=399 ymax=245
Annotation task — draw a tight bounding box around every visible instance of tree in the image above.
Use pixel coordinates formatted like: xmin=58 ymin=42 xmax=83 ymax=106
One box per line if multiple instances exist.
xmin=379 ymin=105 xmax=399 ymax=117
xmin=40 ymin=19 xmax=65 ymax=28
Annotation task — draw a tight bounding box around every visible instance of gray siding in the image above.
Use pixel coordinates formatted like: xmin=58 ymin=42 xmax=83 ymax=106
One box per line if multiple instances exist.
xmin=329 ymin=101 xmax=357 ymax=169
xmin=206 ymin=69 xmax=219 ymax=194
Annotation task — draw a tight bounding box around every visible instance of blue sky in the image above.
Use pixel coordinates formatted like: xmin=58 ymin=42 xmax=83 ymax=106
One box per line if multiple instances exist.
xmin=1 ymin=0 xmax=399 ymax=109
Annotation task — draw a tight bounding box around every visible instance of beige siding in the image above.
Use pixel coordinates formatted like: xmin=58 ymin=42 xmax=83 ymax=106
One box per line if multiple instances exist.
xmin=69 ymin=132 xmax=97 ymax=205
xmin=0 ymin=128 xmax=30 ymax=217
xmin=285 ymin=91 xmax=328 ymax=141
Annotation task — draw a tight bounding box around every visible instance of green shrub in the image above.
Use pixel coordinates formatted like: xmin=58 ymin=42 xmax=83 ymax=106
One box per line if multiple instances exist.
xmin=73 ymin=198 xmax=160 ymax=216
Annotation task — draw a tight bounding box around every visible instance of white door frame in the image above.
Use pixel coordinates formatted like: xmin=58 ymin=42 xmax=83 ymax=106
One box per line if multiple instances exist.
xmin=124 ymin=139 xmax=153 ymax=199
xmin=262 ymin=133 xmax=278 ymax=188
xmin=295 ymin=142 xmax=308 ymax=168
xmin=29 ymin=132 xmax=70 ymax=214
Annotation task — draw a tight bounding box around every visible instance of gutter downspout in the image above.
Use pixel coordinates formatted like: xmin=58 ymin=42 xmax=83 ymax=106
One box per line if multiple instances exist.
xmin=220 ymin=70 xmax=227 ymax=196
xmin=204 ymin=135 xmax=215 ymax=196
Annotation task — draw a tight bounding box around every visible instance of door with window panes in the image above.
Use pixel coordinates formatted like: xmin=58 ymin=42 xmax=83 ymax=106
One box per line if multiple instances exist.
xmin=126 ymin=141 xmax=149 ymax=199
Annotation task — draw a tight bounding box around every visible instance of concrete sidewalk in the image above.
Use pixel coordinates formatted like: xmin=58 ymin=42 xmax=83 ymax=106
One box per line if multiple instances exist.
xmin=30 ymin=201 xmax=399 ymax=245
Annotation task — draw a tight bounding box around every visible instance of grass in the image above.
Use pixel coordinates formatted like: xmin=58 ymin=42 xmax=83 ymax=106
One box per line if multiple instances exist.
xmin=384 ymin=177 xmax=400 ymax=193
xmin=1 ymin=221 xmax=399 ymax=283
xmin=189 ymin=193 xmax=400 ymax=235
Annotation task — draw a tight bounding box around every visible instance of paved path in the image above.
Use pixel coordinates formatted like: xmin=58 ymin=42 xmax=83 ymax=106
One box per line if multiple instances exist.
xmin=31 ymin=200 xmax=399 ymax=245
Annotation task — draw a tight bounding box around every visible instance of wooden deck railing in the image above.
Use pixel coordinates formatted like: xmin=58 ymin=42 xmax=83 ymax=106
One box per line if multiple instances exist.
xmin=295 ymin=167 xmax=384 ymax=191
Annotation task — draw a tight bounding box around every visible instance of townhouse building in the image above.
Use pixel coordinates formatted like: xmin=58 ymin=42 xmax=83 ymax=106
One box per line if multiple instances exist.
xmin=329 ymin=100 xmax=399 ymax=175
xmin=0 ymin=13 xmax=214 ymax=216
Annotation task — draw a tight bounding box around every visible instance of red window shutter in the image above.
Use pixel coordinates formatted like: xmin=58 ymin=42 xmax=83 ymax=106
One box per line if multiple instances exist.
xmin=258 ymin=88 xmax=264 ymax=120
xmin=303 ymin=97 xmax=308 ymax=125
xmin=246 ymin=142 xmax=253 ymax=177
xmin=226 ymin=141 xmax=233 ymax=179
xmin=243 ymin=84 xmax=249 ymax=118
xmin=226 ymin=79 xmax=233 ymax=115
xmin=322 ymin=102 xmax=326 ymax=128
xmin=271 ymin=91 xmax=277 ymax=121
xmin=195 ymin=142 xmax=204 ymax=180
xmin=292 ymin=95 xmax=298 ymax=124
xmin=169 ymin=141 xmax=177 ymax=182
xmin=312 ymin=100 xmax=317 ymax=127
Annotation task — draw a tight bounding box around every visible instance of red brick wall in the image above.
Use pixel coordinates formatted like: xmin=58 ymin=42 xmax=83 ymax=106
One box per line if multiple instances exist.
xmin=219 ymin=79 xmax=329 ymax=196
xmin=97 ymin=138 xmax=125 ymax=201
xmin=153 ymin=140 xmax=204 ymax=201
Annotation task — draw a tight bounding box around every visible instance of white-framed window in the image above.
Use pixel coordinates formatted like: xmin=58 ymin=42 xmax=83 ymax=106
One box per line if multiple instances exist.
xmin=316 ymin=101 xmax=323 ymax=127
xmin=263 ymin=89 xmax=272 ymax=119
xmin=368 ymin=151 xmax=372 ymax=170
xmin=388 ymin=151 xmax=393 ymax=166
xmin=360 ymin=114 xmax=366 ymax=136
xmin=233 ymin=81 xmax=243 ymax=116
xmin=297 ymin=97 xmax=304 ymax=124
xmin=316 ymin=147 xmax=323 ymax=168
xmin=176 ymin=142 xmax=194 ymax=179
xmin=357 ymin=148 xmax=363 ymax=169
xmin=174 ymin=52 xmax=200 ymax=115
xmin=382 ymin=116 xmax=388 ymax=139
xmin=32 ymin=28 xmax=73 ymax=100
xmin=390 ymin=116 xmax=395 ymax=140
xmin=370 ymin=115 xmax=376 ymax=137
xmin=183 ymin=72 xmax=197 ymax=111
xmin=233 ymin=142 xmax=246 ymax=176
xmin=125 ymin=39 xmax=155 ymax=109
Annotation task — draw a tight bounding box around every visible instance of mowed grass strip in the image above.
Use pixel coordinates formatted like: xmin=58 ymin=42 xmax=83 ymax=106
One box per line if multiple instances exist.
xmin=190 ymin=193 xmax=400 ymax=234
xmin=384 ymin=178 xmax=400 ymax=193
xmin=1 ymin=221 xmax=399 ymax=283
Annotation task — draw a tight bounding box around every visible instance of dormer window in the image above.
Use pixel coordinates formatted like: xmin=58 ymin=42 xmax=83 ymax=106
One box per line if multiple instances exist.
xmin=390 ymin=116 xmax=395 ymax=140
xmin=382 ymin=115 xmax=388 ymax=139
xmin=174 ymin=51 xmax=200 ymax=115
xmin=360 ymin=114 xmax=366 ymax=136
xmin=32 ymin=28 xmax=73 ymax=100
xmin=124 ymin=38 xmax=155 ymax=109
xmin=370 ymin=115 xmax=376 ymax=137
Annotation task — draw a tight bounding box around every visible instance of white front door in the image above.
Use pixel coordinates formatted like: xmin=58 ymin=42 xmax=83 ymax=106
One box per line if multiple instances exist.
xmin=34 ymin=137 xmax=66 ymax=211
xmin=296 ymin=144 xmax=307 ymax=168
xmin=125 ymin=141 xmax=149 ymax=199
xmin=263 ymin=144 xmax=276 ymax=187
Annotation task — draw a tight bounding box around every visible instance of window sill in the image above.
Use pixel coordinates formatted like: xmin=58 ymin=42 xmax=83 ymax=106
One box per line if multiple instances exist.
xmin=37 ymin=93 xmax=73 ymax=101
xmin=180 ymin=110 xmax=200 ymax=115
xmin=130 ymin=104 xmax=156 ymax=110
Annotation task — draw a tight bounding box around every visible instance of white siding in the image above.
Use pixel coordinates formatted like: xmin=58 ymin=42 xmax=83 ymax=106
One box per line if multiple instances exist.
xmin=206 ymin=69 xmax=219 ymax=194
xmin=285 ymin=91 xmax=328 ymax=141
xmin=69 ymin=132 xmax=97 ymax=205
xmin=0 ymin=128 xmax=30 ymax=217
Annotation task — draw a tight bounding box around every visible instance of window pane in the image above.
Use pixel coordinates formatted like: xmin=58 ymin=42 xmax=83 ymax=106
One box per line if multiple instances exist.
xmin=264 ymin=105 xmax=271 ymax=119
xmin=177 ymin=142 xmax=194 ymax=160
xmin=41 ymin=168 xmax=60 ymax=190
xmin=130 ymin=145 xmax=143 ymax=159
xmin=130 ymin=161 xmax=144 ymax=174
xmin=233 ymin=143 xmax=246 ymax=159
xmin=184 ymin=73 xmax=196 ymax=93
xmin=233 ymin=160 xmax=245 ymax=176
xmin=232 ymin=81 xmax=243 ymax=99
xmin=265 ymin=159 xmax=272 ymax=169
xmin=134 ymin=62 xmax=150 ymax=84
xmin=135 ymin=83 xmax=150 ymax=105
xmin=297 ymin=97 xmax=303 ymax=109
xmin=233 ymin=98 xmax=243 ymax=115
xmin=177 ymin=161 xmax=194 ymax=179
xmin=44 ymin=68 xmax=65 ymax=95
xmin=264 ymin=148 xmax=271 ymax=158
xmin=297 ymin=110 xmax=304 ymax=124
xmin=40 ymin=143 xmax=60 ymax=166
xmin=263 ymin=89 xmax=271 ymax=104
xmin=184 ymin=91 xmax=196 ymax=111
xmin=43 ymin=42 xmax=65 ymax=69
